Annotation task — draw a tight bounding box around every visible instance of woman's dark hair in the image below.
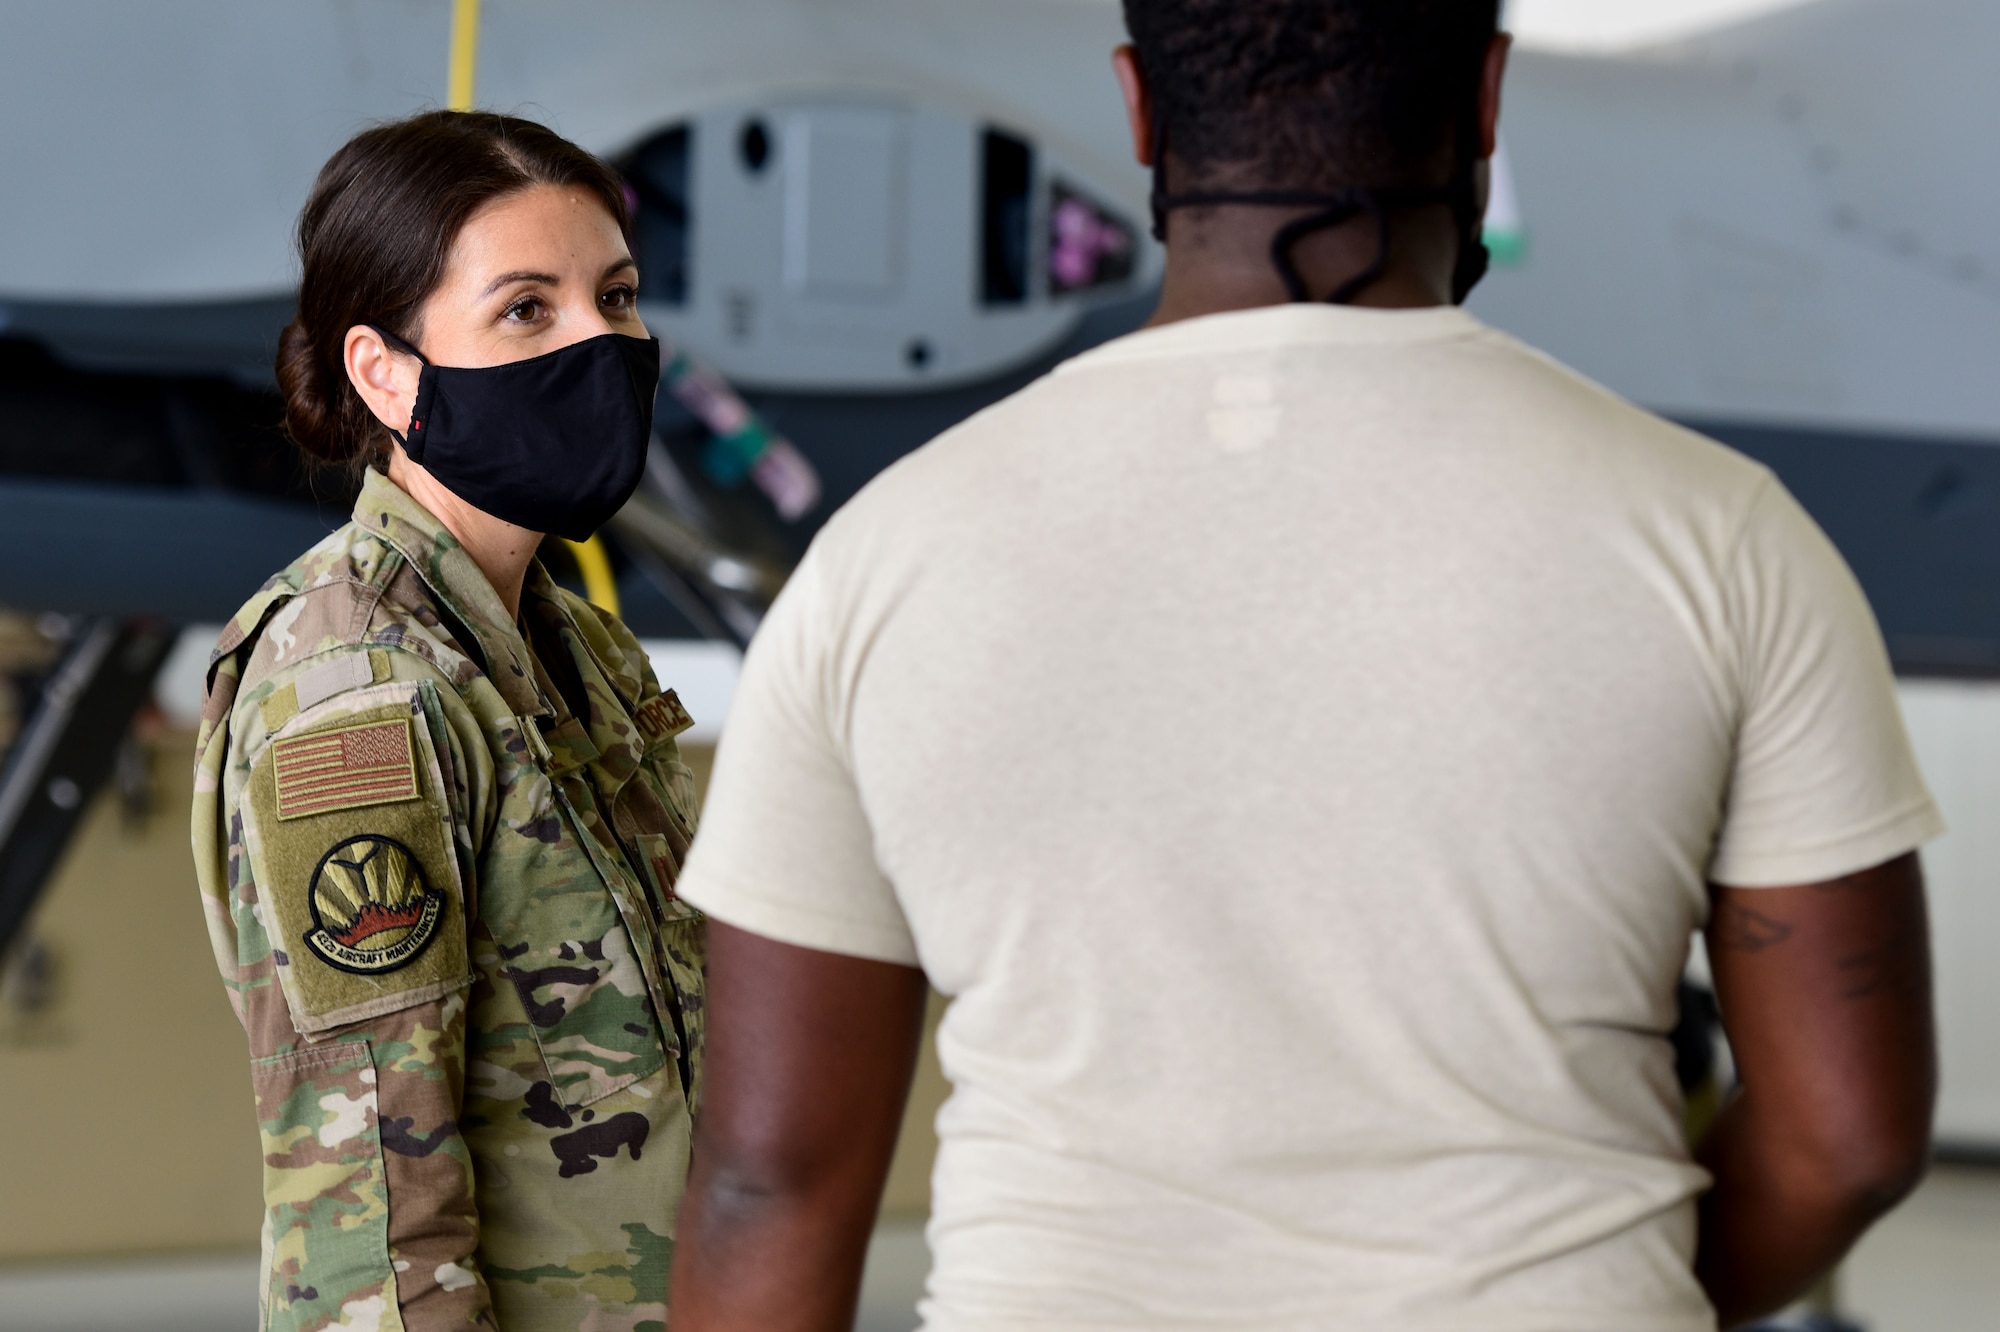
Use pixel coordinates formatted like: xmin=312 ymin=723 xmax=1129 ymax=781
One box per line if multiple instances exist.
xmin=277 ymin=110 xmax=632 ymax=476
xmin=1122 ymin=0 xmax=1501 ymax=193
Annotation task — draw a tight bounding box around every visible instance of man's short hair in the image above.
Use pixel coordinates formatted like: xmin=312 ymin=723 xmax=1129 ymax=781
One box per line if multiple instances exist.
xmin=1122 ymin=0 xmax=1501 ymax=193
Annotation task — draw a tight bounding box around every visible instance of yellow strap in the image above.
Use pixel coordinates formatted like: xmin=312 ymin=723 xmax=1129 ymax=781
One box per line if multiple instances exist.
xmin=448 ymin=0 xmax=481 ymax=111
xmin=562 ymin=536 xmax=623 ymax=617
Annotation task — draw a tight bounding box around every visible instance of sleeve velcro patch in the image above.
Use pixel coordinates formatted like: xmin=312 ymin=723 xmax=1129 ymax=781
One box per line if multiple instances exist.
xmin=246 ymin=688 xmax=470 ymax=1032
xmin=274 ymin=718 xmax=418 ymax=819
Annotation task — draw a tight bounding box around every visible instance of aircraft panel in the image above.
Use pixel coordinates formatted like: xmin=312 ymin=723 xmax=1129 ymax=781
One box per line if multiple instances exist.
xmin=1471 ymin=1 xmax=2000 ymax=438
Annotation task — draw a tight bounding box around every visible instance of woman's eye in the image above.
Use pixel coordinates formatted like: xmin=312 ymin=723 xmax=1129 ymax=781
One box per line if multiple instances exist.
xmin=601 ymin=284 xmax=638 ymax=313
xmin=504 ymin=296 xmax=546 ymax=323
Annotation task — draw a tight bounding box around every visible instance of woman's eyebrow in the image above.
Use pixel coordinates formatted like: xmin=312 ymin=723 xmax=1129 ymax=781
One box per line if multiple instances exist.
xmin=480 ymin=269 xmax=560 ymax=298
xmin=479 ymin=258 xmax=634 ymax=299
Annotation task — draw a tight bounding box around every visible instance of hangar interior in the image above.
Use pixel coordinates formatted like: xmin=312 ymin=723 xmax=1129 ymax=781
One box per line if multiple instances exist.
xmin=3 ymin=0 xmax=1999 ymax=1328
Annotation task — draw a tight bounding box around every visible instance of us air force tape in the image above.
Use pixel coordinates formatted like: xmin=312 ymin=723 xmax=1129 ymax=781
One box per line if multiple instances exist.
xmin=634 ymin=690 xmax=694 ymax=745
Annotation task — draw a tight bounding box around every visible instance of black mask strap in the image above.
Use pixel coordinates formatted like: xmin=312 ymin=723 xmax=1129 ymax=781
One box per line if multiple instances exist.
xmin=1443 ymin=108 xmax=1492 ymax=306
xmin=369 ymin=324 xmax=430 ymax=364
xmin=1277 ymin=196 xmax=1382 ymax=306
xmin=1148 ymin=99 xmax=1492 ymax=306
xmin=1147 ymin=112 xmax=1173 ymax=245
xmin=367 ymin=324 xmax=437 ymax=459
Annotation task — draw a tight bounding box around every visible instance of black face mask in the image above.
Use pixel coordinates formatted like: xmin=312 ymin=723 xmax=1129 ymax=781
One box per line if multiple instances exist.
xmin=373 ymin=328 xmax=661 ymax=542
xmin=1149 ymin=109 xmax=1491 ymax=307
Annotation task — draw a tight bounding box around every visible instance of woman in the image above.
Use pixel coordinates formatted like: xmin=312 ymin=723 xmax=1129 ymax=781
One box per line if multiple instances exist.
xmin=190 ymin=111 xmax=704 ymax=1332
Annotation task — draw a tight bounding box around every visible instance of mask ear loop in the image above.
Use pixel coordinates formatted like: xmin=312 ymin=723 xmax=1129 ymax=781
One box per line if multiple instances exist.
xmin=365 ymin=324 xmax=436 ymax=460
xmin=1446 ymin=108 xmax=1492 ymax=305
xmin=367 ymin=324 xmax=430 ymax=365
xmin=1148 ymin=110 xmax=1171 ymax=243
xmin=1148 ymin=67 xmax=1485 ymax=306
xmin=1267 ymin=194 xmax=1385 ymax=305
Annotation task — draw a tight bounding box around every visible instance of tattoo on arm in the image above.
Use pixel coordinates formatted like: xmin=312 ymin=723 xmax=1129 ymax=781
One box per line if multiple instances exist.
xmin=1835 ymin=920 xmax=1923 ymax=1001
xmin=1713 ymin=897 xmax=1794 ymax=953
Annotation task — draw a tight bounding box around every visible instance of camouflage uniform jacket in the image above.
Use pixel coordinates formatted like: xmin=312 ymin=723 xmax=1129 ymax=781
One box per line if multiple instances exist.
xmin=191 ymin=469 xmax=706 ymax=1332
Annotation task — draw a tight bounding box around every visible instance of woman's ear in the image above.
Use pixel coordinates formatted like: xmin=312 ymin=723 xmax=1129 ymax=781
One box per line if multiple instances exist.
xmin=343 ymin=325 xmax=420 ymax=437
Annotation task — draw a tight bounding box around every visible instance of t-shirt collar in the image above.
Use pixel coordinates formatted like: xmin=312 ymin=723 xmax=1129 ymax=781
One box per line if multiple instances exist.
xmin=1056 ymin=302 xmax=1488 ymax=377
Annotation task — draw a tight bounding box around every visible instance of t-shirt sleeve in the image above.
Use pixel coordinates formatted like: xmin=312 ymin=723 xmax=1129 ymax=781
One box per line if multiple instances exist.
xmin=673 ymin=546 xmax=921 ymax=967
xmin=1708 ymin=477 xmax=1945 ymax=887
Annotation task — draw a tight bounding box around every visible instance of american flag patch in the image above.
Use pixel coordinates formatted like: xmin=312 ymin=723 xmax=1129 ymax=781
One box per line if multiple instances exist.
xmin=273 ymin=718 xmax=419 ymax=821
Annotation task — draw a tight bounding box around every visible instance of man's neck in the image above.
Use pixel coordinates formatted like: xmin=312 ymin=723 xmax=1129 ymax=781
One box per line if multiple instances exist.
xmin=1145 ymin=205 xmax=1462 ymax=329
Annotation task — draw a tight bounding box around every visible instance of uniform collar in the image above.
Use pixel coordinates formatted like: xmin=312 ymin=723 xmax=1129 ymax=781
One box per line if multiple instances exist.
xmin=516 ymin=561 xmax=648 ymax=790
xmin=352 ymin=469 xmax=551 ymax=720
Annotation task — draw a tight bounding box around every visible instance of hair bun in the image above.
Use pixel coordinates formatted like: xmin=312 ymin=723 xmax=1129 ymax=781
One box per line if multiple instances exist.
xmin=275 ymin=318 xmax=346 ymax=465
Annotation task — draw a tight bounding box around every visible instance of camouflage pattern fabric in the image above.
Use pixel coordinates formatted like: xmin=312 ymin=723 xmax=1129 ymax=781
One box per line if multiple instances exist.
xmin=192 ymin=470 xmax=705 ymax=1331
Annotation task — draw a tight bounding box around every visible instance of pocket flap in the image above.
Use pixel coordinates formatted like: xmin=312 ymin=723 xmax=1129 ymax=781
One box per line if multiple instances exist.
xmin=504 ymin=920 xmax=670 ymax=1109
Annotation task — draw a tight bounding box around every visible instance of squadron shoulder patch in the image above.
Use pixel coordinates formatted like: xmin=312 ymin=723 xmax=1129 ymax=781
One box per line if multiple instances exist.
xmin=273 ymin=718 xmax=418 ymax=819
xmin=303 ymin=834 xmax=445 ymax=974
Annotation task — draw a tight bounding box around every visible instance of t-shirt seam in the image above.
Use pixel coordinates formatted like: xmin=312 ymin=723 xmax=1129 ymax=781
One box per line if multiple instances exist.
xmin=1716 ymin=470 xmax=1782 ymax=727
xmin=1720 ymin=470 xmax=1780 ymax=575
xmin=1714 ymin=791 xmax=1943 ymax=881
xmin=677 ymin=864 xmax=914 ymax=956
xmin=1054 ymin=316 xmax=1493 ymax=376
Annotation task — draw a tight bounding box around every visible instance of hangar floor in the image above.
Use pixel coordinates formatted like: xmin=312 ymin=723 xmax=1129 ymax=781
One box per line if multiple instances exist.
xmin=1 ymin=1169 xmax=1998 ymax=1330
xmin=0 ymin=1221 xmax=931 ymax=1332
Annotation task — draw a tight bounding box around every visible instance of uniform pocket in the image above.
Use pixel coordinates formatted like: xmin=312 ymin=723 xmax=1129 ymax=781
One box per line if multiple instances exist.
xmin=251 ymin=1042 xmax=399 ymax=1332
xmin=496 ymin=850 xmax=670 ymax=1111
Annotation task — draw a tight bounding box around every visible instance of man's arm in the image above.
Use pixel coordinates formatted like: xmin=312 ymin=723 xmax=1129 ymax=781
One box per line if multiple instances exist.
xmin=1696 ymin=850 xmax=1936 ymax=1327
xmin=670 ymin=921 xmax=930 ymax=1331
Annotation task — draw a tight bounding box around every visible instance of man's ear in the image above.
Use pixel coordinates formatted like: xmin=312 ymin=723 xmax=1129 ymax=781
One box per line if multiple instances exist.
xmin=343 ymin=325 xmax=419 ymax=438
xmin=1478 ymin=32 xmax=1513 ymax=159
xmin=1112 ymin=44 xmax=1156 ymax=169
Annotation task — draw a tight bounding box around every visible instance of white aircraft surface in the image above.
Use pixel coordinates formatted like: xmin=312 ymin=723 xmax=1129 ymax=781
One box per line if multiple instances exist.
xmin=1484 ymin=0 xmax=2000 ymax=440
xmin=0 ymin=0 xmax=1158 ymax=392
xmin=8 ymin=0 xmax=1992 ymax=438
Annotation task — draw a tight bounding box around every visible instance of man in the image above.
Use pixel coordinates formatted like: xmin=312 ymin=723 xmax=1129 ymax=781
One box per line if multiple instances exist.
xmin=668 ymin=3 xmax=1942 ymax=1328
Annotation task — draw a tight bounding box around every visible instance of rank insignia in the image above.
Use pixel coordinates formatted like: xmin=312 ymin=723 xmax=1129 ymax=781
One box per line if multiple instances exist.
xmin=303 ymin=835 xmax=444 ymax=974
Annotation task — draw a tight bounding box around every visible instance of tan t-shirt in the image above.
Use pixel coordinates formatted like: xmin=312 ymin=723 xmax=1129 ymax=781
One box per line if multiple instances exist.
xmin=676 ymin=305 xmax=1942 ymax=1331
